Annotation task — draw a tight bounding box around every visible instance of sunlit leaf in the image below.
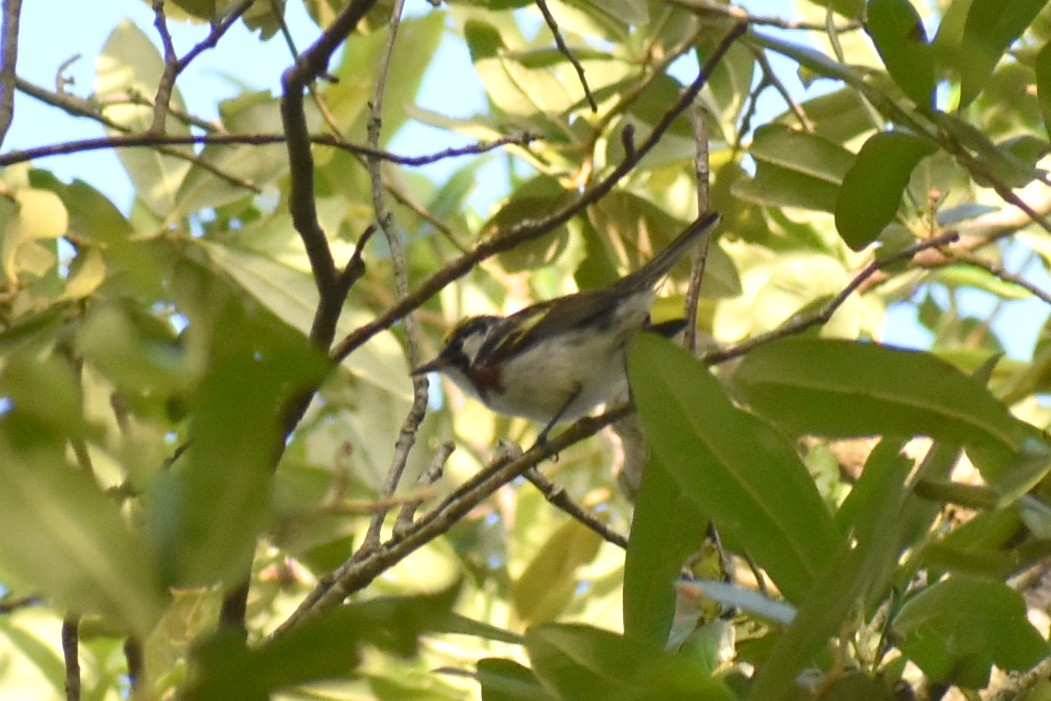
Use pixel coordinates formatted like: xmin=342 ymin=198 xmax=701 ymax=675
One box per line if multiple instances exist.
xmin=512 ymin=519 xmax=602 ymax=625
xmin=732 ymin=338 xmax=1028 ymax=455
xmin=95 ymin=21 xmax=192 ymax=216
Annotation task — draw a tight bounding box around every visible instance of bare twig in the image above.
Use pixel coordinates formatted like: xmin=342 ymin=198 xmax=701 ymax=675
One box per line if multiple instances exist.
xmin=150 ymin=0 xmax=178 ymax=133
xmin=61 ymin=616 xmax=80 ymax=701
xmin=523 ymin=468 xmax=628 ymax=548
xmin=123 ymin=638 xmax=143 ymax=697
xmin=394 ymin=442 xmax=454 ymax=536
xmin=951 ymin=251 xmax=1051 ymax=308
xmin=268 ymin=404 xmax=631 ymax=639
xmin=329 ymin=23 xmax=749 ymax=366
xmin=666 ymin=0 xmax=862 ymax=32
xmin=0 ymin=122 xmax=537 ymax=168
xmin=0 ymin=593 xmax=37 ymax=613
xmin=358 ymin=0 xmax=430 ymax=551
xmin=175 ymin=0 xmax=256 ymax=74
xmin=704 ymin=231 xmax=962 ymax=365
xmin=0 ymin=0 xmax=23 ymax=149
xmin=684 ymin=102 xmax=711 ymax=353
xmin=536 ymin=0 xmax=597 ymax=112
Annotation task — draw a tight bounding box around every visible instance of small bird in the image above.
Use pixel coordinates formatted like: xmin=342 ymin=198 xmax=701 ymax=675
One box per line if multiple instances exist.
xmin=413 ymin=211 xmax=720 ymax=440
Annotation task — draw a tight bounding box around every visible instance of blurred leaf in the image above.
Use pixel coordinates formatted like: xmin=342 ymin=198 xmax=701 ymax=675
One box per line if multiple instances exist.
xmin=187 ymin=586 xmax=460 ymax=700
xmin=525 ymin=623 xmax=733 ymax=701
xmin=734 ymin=124 xmax=853 ymax=212
xmin=476 ymin=658 xmax=558 ymax=701
xmin=483 ymin=176 xmax=573 ymax=272
xmin=866 ymin=0 xmax=935 ymax=107
xmin=1 ymin=189 xmax=66 ymax=283
xmin=512 ymin=518 xmax=602 ymax=625
xmin=940 ymin=0 xmax=1048 ymax=107
xmin=241 ymin=0 xmax=284 ymax=39
xmin=893 ymin=575 xmax=1048 ymax=688
xmin=174 ymin=92 xmax=293 ymax=215
xmin=932 ymin=111 xmax=1041 ymax=187
xmin=629 ymin=334 xmax=842 ymax=604
xmin=1038 ymin=39 xmax=1051 ymax=140
xmin=0 ymin=356 xmax=164 ymax=636
xmin=147 ymin=290 xmax=328 ymax=587
xmin=95 ymin=21 xmax=192 ymax=216
xmin=732 ymin=338 xmax=1028 ymax=455
xmin=834 ymin=130 xmax=935 ymax=250
xmin=623 ymin=452 xmax=706 ymax=645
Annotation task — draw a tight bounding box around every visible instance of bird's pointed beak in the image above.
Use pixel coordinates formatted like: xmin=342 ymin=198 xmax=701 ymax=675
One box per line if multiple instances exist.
xmin=412 ymin=357 xmax=443 ymax=376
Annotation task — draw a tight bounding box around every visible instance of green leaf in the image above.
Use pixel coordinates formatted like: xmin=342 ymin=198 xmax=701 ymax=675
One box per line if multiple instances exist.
xmin=731 ymin=338 xmax=1027 ymax=454
xmin=748 ymin=439 xmax=914 ymax=700
xmin=525 ymin=623 xmax=733 ymax=701
xmin=834 ymin=130 xmax=935 ymax=250
xmin=476 ymin=658 xmax=558 ymax=701
xmin=734 ymin=124 xmax=854 ymax=212
xmin=187 ymin=586 xmax=459 ymax=700
xmin=1038 ymin=39 xmax=1051 ymax=141
xmin=511 ymin=519 xmax=602 ymax=625
xmin=865 ymin=0 xmax=936 ymax=107
xmin=623 ymin=452 xmax=706 ymax=645
xmin=173 ymin=92 xmax=292 ymax=216
xmin=147 ymin=290 xmax=328 ymax=587
xmin=956 ymin=0 xmax=1047 ymax=107
xmin=0 ymin=356 xmax=164 ymax=636
xmin=893 ymin=575 xmax=1049 ymax=688
xmin=95 ymin=21 xmax=192 ymax=216
xmin=628 ymin=334 xmax=842 ymax=604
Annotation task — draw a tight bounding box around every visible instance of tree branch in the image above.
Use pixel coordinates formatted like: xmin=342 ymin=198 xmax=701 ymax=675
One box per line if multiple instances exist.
xmin=329 ymin=22 xmax=748 ymax=365
xmin=703 ymin=231 xmax=962 ymax=365
xmin=61 ymin=616 xmax=80 ymax=701
xmin=267 ymin=404 xmax=631 ymax=639
xmin=0 ymin=0 xmax=22 ymax=149
xmin=536 ymin=0 xmax=597 ymax=112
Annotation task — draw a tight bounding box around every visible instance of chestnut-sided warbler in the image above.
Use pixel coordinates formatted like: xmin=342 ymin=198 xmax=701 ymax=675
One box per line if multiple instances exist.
xmin=414 ymin=211 xmax=720 ymax=438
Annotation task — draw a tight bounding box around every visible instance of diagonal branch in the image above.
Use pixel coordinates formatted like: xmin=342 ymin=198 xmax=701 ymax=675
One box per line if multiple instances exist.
xmin=536 ymin=0 xmax=597 ymax=112
xmin=329 ymin=22 xmax=748 ymax=365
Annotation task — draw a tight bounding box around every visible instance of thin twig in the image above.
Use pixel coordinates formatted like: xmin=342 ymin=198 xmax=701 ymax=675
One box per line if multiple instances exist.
xmin=394 ymin=442 xmax=454 ymax=536
xmin=175 ymin=0 xmax=256 ymax=74
xmin=666 ymin=0 xmax=862 ymax=32
xmin=329 ymin=23 xmax=749 ymax=366
xmin=0 ymin=128 xmax=536 ymax=168
xmin=0 ymin=0 xmax=23 ymax=149
xmin=704 ymin=231 xmax=961 ymax=365
xmin=0 ymin=594 xmax=38 ymax=613
xmin=150 ymin=0 xmax=178 ymax=133
xmin=268 ymin=404 xmax=631 ymax=640
xmin=358 ymin=0 xmax=429 ymax=551
xmin=951 ymin=251 xmax=1051 ymax=308
xmin=61 ymin=616 xmax=80 ymax=701
xmin=123 ymin=638 xmax=143 ymax=697
xmin=536 ymin=0 xmax=597 ymax=112
xmin=523 ymin=468 xmax=628 ymax=548
xmin=684 ymin=102 xmax=711 ymax=353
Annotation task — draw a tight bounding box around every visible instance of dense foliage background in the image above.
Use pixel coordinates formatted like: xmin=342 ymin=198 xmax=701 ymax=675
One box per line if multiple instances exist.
xmin=2 ymin=0 xmax=1051 ymax=698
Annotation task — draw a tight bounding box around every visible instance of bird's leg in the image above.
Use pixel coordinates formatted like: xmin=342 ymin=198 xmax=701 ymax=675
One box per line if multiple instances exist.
xmin=534 ymin=384 xmax=582 ymax=448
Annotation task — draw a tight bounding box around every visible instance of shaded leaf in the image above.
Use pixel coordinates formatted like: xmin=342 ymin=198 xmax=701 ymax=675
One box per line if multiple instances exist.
xmin=187 ymin=586 xmax=460 ymax=700
xmin=623 ymin=453 xmax=706 ymax=645
xmin=0 ymin=356 xmax=164 ymax=636
xmin=526 ymin=623 xmax=733 ymax=701
xmin=957 ymin=0 xmax=1046 ymax=106
xmin=476 ymin=658 xmax=557 ymax=701
xmin=834 ymin=130 xmax=935 ymax=250
xmin=866 ymin=0 xmax=936 ymax=107
xmin=512 ymin=519 xmax=602 ymax=625
xmin=893 ymin=575 xmax=1049 ymax=688
xmin=1037 ymin=39 xmax=1051 ymax=141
